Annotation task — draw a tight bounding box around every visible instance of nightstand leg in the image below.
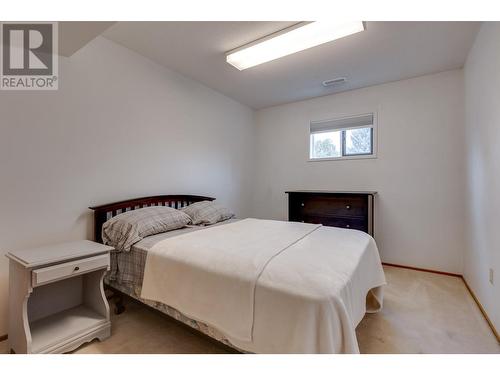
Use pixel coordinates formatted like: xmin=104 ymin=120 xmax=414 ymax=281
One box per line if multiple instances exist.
xmin=8 ymin=260 xmax=32 ymax=354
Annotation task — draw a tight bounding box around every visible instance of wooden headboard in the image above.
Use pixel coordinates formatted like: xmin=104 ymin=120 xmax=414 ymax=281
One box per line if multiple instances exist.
xmin=89 ymin=195 xmax=215 ymax=243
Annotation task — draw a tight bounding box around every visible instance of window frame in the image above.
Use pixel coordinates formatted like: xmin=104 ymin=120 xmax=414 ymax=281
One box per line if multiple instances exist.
xmin=308 ymin=112 xmax=377 ymax=162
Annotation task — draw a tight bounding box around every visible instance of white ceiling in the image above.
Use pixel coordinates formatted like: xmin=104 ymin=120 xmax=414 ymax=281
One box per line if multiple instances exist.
xmin=103 ymin=22 xmax=480 ymax=109
xmin=59 ymin=22 xmax=115 ymax=56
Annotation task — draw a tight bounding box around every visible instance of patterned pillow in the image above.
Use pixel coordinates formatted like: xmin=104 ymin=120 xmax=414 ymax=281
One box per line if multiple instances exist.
xmin=102 ymin=206 xmax=192 ymax=252
xmin=180 ymin=201 xmax=235 ymax=226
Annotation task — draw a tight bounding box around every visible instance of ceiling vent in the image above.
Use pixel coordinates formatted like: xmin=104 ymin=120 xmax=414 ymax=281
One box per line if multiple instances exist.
xmin=322 ymin=77 xmax=347 ymax=87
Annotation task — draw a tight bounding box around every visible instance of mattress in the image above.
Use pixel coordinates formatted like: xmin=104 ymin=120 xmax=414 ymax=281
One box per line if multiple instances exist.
xmin=105 ymin=219 xmax=241 ymax=350
xmin=105 ymin=218 xmax=384 ymax=353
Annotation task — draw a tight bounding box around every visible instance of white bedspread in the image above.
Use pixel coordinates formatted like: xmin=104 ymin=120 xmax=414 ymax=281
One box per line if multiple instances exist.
xmin=141 ymin=218 xmax=385 ymax=353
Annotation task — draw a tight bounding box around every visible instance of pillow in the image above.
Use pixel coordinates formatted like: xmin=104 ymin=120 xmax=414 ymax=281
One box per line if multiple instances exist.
xmin=102 ymin=206 xmax=192 ymax=252
xmin=180 ymin=200 xmax=235 ymax=226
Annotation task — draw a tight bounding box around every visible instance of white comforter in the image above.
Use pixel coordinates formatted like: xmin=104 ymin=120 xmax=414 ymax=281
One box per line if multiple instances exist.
xmin=141 ymin=218 xmax=386 ymax=353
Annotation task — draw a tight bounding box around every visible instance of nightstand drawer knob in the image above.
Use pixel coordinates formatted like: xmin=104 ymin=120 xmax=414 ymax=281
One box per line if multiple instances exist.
xmin=346 ymin=224 xmax=350 ymax=228
xmin=74 ymin=266 xmax=80 ymax=271
xmin=346 ymin=205 xmax=351 ymax=209
xmin=300 ymin=202 xmax=305 ymax=207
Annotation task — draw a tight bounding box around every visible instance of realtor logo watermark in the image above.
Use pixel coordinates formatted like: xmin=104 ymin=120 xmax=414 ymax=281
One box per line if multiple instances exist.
xmin=1 ymin=22 xmax=58 ymax=90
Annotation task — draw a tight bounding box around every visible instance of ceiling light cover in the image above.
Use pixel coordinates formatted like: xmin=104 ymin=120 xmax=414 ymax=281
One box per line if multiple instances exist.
xmin=226 ymin=21 xmax=364 ymax=70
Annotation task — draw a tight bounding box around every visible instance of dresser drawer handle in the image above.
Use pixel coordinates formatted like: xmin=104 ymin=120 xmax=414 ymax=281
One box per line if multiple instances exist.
xmin=300 ymin=202 xmax=305 ymax=207
xmin=346 ymin=205 xmax=351 ymax=209
xmin=74 ymin=266 xmax=80 ymax=271
xmin=346 ymin=224 xmax=350 ymax=228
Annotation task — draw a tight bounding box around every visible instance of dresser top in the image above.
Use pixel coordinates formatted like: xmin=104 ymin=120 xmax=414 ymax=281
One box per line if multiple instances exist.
xmin=6 ymin=240 xmax=113 ymax=268
xmin=286 ymin=190 xmax=377 ymax=195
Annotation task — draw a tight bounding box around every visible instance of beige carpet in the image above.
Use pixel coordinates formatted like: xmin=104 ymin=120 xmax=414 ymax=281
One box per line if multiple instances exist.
xmin=1 ymin=265 xmax=499 ymax=354
xmin=357 ymin=266 xmax=499 ymax=353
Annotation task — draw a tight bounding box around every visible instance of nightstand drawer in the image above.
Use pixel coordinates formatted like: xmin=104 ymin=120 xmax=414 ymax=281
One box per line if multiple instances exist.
xmin=32 ymin=253 xmax=109 ymax=287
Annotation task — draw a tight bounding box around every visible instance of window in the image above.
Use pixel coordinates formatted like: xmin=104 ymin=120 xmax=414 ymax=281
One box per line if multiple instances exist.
xmin=309 ymin=113 xmax=375 ymax=160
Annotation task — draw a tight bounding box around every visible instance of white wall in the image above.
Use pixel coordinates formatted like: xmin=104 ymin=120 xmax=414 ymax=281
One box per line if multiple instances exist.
xmin=0 ymin=37 xmax=255 ymax=335
xmin=464 ymin=23 xmax=500 ymax=332
xmin=252 ymin=70 xmax=466 ymax=274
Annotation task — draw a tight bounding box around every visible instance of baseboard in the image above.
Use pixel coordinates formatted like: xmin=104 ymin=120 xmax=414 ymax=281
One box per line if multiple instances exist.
xmin=461 ymin=277 xmax=500 ymax=343
xmin=0 ymin=334 xmax=7 ymax=342
xmin=381 ymin=262 xmax=462 ymax=278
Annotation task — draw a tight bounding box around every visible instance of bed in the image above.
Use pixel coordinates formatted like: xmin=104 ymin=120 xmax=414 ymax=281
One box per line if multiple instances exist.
xmin=89 ymin=194 xmax=386 ymax=354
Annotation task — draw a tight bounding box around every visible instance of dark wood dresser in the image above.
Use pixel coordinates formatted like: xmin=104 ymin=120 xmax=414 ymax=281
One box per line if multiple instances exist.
xmin=286 ymin=191 xmax=376 ymax=236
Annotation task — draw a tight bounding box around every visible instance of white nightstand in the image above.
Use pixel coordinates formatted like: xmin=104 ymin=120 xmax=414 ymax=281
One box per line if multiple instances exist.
xmin=6 ymin=240 xmax=113 ymax=354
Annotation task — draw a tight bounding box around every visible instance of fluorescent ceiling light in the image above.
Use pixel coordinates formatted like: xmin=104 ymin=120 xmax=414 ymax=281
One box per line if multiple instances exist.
xmin=226 ymin=21 xmax=365 ymax=71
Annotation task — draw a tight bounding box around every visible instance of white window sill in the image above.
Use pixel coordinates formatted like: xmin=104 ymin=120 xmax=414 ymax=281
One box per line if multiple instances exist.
xmin=308 ymin=154 xmax=377 ymax=162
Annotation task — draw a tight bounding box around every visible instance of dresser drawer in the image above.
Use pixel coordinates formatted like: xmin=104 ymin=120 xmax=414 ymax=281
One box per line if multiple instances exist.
xmin=32 ymin=254 xmax=110 ymax=287
xmin=293 ymin=195 xmax=367 ymax=218
xmin=298 ymin=215 xmax=367 ymax=232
